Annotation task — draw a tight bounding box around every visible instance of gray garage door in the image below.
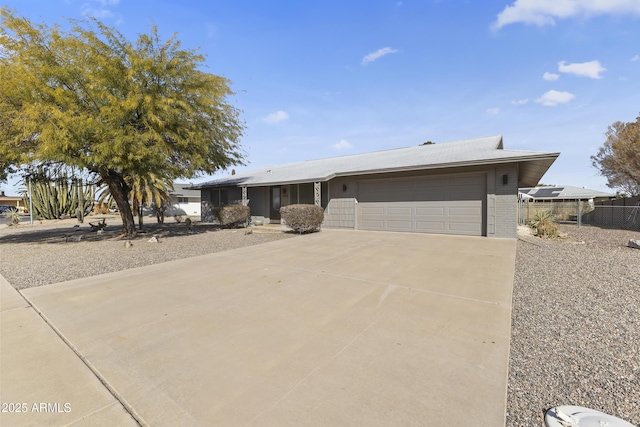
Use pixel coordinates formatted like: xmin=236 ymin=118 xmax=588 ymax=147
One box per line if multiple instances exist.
xmin=357 ymin=174 xmax=485 ymax=235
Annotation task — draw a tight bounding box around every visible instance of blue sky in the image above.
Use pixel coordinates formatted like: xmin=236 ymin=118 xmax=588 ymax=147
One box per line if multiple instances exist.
xmin=2 ymin=0 xmax=640 ymax=194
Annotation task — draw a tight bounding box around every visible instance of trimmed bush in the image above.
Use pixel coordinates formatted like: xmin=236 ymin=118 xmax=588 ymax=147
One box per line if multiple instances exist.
xmin=213 ymin=204 xmax=250 ymax=228
xmin=280 ymin=204 xmax=324 ymax=233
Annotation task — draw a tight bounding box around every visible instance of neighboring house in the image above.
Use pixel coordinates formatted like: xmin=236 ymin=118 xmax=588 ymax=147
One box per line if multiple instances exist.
xmin=0 ymin=191 xmax=25 ymax=212
xmin=192 ymin=135 xmax=559 ymax=238
xmin=518 ymin=185 xmax=614 ymax=203
xmin=166 ymin=183 xmax=201 ymax=217
xmin=517 ymin=185 xmax=615 ymax=224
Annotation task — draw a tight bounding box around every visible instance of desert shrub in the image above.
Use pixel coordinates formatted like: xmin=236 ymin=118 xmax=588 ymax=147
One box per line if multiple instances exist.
xmin=8 ymin=210 xmax=22 ymax=225
xmin=213 ymin=204 xmax=250 ymax=228
xmin=94 ymin=203 xmax=110 ymax=215
xmin=280 ymin=204 xmax=324 ymax=234
xmin=530 ymin=210 xmax=559 ymax=238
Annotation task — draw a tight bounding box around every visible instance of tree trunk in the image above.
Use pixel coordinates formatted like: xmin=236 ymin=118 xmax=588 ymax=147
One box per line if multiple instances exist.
xmin=138 ymin=205 xmax=144 ymax=230
xmin=77 ymin=178 xmax=84 ymax=223
xmin=103 ymin=171 xmax=136 ymax=237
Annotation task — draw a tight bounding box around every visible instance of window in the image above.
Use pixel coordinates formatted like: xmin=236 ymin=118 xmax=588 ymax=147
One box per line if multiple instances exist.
xmin=299 ymin=183 xmax=314 ymax=204
xmin=178 ymin=197 xmax=189 ymax=204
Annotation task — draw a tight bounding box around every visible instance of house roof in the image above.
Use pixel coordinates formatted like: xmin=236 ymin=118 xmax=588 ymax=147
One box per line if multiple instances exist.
xmin=519 ymin=185 xmax=614 ymax=200
xmin=170 ymin=183 xmax=201 ymax=198
xmin=192 ymin=135 xmax=559 ymax=189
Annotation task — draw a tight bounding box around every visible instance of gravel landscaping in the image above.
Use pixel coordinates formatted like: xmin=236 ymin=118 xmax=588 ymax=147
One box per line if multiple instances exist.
xmin=1 ymin=218 xmax=638 ymax=425
xmin=0 ymin=216 xmax=294 ymax=289
xmin=508 ymin=224 xmax=640 ymax=426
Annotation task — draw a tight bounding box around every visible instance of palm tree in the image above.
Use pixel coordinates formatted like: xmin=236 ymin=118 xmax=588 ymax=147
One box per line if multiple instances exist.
xmin=98 ymin=173 xmax=173 ymax=231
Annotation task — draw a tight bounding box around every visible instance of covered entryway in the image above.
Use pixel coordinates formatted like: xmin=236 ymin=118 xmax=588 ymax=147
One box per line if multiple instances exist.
xmin=357 ymin=173 xmax=485 ymax=235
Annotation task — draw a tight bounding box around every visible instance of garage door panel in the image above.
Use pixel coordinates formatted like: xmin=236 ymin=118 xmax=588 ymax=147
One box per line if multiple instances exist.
xmin=386 ymin=207 xmax=413 ymax=216
xmin=415 ymin=221 xmax=446 ymax=231
xmin=415 ymin=207 xmax=446 ymax=216
xmin=360 ymin=219 xmax=385 ymax=229
xmin=386 ymin=220 xmax=414 ymax=231
xmin=357 ymin=174 xmax=485 ymax=236
xmin=449 ymin=206 xmax=482 ymax=216
xmin=449 ymin=223 xmax=483 ymax=233
xmin=360 ymin=206 xmax=385 ymax=216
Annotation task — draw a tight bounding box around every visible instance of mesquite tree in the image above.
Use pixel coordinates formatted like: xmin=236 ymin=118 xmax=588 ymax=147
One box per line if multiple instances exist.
xmin=591 ymin=115 xmax=640 ymax=196
xmin=0 ymin=8 xmax=244 ymax=236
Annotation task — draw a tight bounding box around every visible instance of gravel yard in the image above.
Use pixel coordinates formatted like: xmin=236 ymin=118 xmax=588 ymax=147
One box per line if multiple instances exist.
xmin=0 ymin=216 xmax=294 ymax=289
xmin=2 ymin=219 xmax=638 ymax=425
xmin=508 ymin=224 xmax=640 ymax=426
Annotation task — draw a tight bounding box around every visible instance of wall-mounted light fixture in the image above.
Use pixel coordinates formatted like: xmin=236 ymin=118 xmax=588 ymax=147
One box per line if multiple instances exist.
xmin=502 ymin=174 xmax=509 ymax=185
xmin=342 ymin=184 xmax=347 ymax=192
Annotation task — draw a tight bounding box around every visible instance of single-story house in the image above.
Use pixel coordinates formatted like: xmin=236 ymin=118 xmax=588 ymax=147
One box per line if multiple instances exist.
xmin=0 ymin=191 xmax=25 ymax=212
xmin=517 ymin=185 xmax=615 ymax=224
xmin=192 ymin=136 xmax=559 ymax=238
xmin=165 ymin=183 xmax=201 ymax=217
xmin=518 ymin=185 xmax=614 ymax=203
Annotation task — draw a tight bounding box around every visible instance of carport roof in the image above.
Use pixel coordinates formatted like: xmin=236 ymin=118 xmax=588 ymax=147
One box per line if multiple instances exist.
xmin=192 ymin=135 xmax=559 ymax=189
xmin=519 ymin=185 xmax=614 ymax=200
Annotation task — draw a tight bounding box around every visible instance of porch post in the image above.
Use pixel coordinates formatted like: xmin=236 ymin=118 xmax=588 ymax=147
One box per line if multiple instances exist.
xmin=314 ymin=182 xmax=321 ymax=207
xmin=242 ymin=186 xmax=247 ymax=206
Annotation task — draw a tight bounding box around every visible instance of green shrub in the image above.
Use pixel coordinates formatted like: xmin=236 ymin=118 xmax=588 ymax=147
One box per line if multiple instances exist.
xmin=213 ymin=204 xmax=250 ymax=227
xmin=280 ymin=204 xmax=324 ymax=234
xmin=530 ymin=210 xmax=559 ymax=238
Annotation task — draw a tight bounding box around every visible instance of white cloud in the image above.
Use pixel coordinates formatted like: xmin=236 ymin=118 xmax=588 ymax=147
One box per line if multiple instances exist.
xmin=512 ymin=98 xmax=529 ymax=105
xmin=81 ymin=0 xmax=120 ymax=20
xmin=558 ymin=60 xmax=606 ymax=79
xmin=82 ymin=7 xmax=114 ymax=18
xmin=332 ymin=139 xmax=353 ymax=150
xmin=263 ymin=110 xmax=290 ymax=124
xmin=362 ymin=47 xmax=399 ymax=66
xmin=486 ymin=107 xmax=500 ymax=115
xmin=543 ymin=72 xmax=560 ymax=81
xmin=492 ymin=0 xmax=640 ymax=30
xmin=632 ymin=54 xmax=640 ymax=62
xmin=535 ymin=90 xmax=575 ymax=106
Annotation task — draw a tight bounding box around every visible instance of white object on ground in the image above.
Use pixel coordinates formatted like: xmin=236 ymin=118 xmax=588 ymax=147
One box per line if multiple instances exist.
xmin=545 ymin=405 xmax=635 ymax=427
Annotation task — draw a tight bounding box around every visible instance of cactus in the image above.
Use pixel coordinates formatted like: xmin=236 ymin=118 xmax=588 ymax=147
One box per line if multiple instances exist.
xmin=22 ymin=169 xmax=95 ymax=220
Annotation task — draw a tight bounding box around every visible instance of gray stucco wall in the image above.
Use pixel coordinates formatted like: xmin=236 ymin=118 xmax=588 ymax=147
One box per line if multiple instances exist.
xmin=200 ymin=189 xmax=213 ymax=222
xmin=493 ymin=165 xmax=519 ymax=238
xmin=323 ymin=198 xmax=357 ymax=229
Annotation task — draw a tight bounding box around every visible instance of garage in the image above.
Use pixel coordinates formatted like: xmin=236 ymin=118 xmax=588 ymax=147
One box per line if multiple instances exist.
xmin=357 ymin=174 xmax=485 ymax=235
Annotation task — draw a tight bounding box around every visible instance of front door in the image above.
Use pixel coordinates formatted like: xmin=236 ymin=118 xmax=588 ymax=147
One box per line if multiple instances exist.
xmin=270 ymin=187 xmax=281 ymax=221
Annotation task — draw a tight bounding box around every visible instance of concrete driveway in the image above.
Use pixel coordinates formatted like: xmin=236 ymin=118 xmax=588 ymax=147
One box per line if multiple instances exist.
xmin=2 ymin=230 xmax=515 ymax=426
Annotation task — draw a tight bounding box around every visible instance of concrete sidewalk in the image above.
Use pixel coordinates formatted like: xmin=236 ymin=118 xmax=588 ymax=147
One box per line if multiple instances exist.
xmin=0 ymin=276 xmax=137 ymax=426
xmin=2 ymin=230 xmax=515 ymax=426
